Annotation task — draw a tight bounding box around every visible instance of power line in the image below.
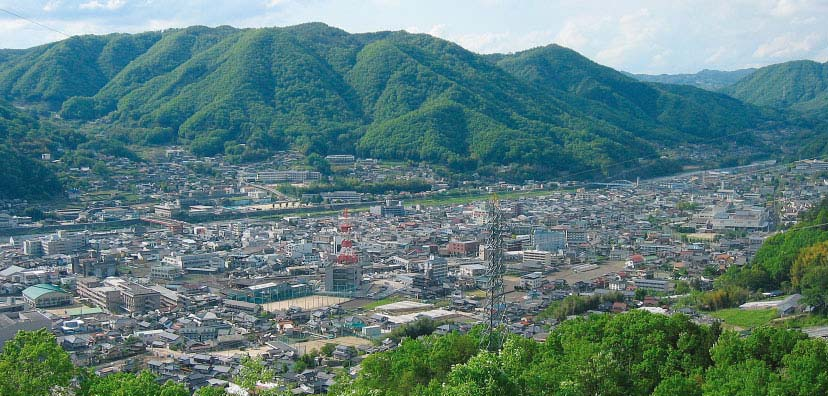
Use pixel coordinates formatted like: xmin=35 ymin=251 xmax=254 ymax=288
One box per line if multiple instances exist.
xmin=0 ymin=7 xmax=71 ymax=38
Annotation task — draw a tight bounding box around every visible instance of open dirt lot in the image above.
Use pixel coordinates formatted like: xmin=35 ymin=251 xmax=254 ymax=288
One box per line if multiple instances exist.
xmin=552 ymin=260 xmax=628 ymax=284
xmin=291 ymin=336 xmax=373 ymax=355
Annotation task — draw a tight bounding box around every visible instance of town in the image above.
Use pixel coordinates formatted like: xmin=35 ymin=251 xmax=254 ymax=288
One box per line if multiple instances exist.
xmin=2 ymin=149 xmax=828 ymax=394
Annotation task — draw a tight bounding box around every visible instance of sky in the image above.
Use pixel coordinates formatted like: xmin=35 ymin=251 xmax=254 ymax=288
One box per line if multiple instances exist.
xmin=1 ymin=0 xmax=827 ymax=74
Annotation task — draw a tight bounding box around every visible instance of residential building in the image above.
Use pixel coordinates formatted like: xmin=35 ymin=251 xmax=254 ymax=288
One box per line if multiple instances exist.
xmin=447 ymin=241 xmax=480 ymax=257
xmin=632 ymin=278 xmax=674 ymax=293
xmin=523 ymin=250 xmax=553 ymax=266
xmin=520 ymin=272 xmax=546 ymax=290
xmin=325 ymin=264 xmax=361 ymax=293
xmin=325 ymin=154 xmax=355 ymax=165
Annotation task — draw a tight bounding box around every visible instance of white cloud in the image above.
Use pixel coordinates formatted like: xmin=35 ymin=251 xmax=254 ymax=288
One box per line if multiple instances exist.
xmin=704 ymin=46 xmax=729 ymax=64
xmin=594 ymin=8 xmax=665 ymax=68
xmin=753 ymin=32 xmax=827 ymax=59
xmin=78 ymin=0 xmax=127 ymax=11
xmin=42 ymin=1 xmax=62 ymax=12
xmin=265 ymin=0 xmax=289 ymax=8
xmin=554 ymin=16 xmax=610 ymax=49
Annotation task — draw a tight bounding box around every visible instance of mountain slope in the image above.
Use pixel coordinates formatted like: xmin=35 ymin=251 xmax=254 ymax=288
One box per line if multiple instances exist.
xmin=630 ymin=68 xmax=755 ymax=90
xmin=0 ymin=24 xmax=771 ymax=179
xmin=493 ymin=45 xmax=767 ymax=142
xmin=722 ymin=60 xmax=828 ymax=118
xmin=0 ymin=99 xmax=63 ymax=200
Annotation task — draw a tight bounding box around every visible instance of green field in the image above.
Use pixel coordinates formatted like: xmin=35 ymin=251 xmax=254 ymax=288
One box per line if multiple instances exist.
xmin=361 ymin=296 xmax=404 ymax=310
xmin=775 ymin=314 xmax=828 ymax=329
xmin=710 ymin=308 xmax=779 ymax=329
xmin=408 ymin=189 xmax=560 ymax=207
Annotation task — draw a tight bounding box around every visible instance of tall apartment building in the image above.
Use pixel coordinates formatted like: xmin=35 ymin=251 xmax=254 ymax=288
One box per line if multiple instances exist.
xmin=534 ymin=229 xmax=567 ymax=251
xmin=422 ymin=255 xmax=448 ymax=283
xmin=23 ymin=240 xmax=43 ymax=257
xmin=325 ymin=264 xmax=361 ymax=293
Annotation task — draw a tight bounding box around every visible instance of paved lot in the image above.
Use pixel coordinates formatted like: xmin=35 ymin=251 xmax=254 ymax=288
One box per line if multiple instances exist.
xmin=262 ymin=295 xmax=351 ymax=312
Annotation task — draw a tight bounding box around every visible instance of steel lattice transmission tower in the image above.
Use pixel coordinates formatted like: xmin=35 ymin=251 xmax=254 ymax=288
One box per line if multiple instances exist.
xmin=482 ymin=194 xmax=507 ymax=351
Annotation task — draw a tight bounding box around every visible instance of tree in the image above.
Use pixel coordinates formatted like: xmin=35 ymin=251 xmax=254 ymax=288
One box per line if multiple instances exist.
xmin=22 ymin=207 xmax=45 ymax=221
xmin=79 ymin=371 xmax=188 ymax=396
xmin=235 ymin=357 xmax=277 ymax=395
xmin=0 ymin=329 xmax=75 ymax=396
xmin=790 ymin=240 xmax=828 ymax=289
xmin=194 ymin=386 xmax=228 ymax=396
xmin=441 ymin=352 xmax=519 ymax=396
xmin=799 ymin=265 xmax=828 ymax=312
xmin=781 ymin=339 xmax=828 ymax=395
xmin=321 ymin=343 xmax=336 ymax=357
xmin=306 ymin=153 xmax=332 ymax=175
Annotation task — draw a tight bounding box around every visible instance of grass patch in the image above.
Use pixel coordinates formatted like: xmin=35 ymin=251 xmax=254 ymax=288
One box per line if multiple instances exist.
xmin=710 ymin=308 xmax=779 ymax=329
xmin=465 ymin=290 xmax=488 ymax=299
xmin=408 ymin=189 xmax=561 ymax=208
xmin=362 ymin=296 xmax=404 ymax=310
xmin=774 ymin=314 xmax=828 ymax=329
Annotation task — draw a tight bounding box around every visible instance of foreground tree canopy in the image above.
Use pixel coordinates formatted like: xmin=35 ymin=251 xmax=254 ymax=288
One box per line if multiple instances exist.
xmin=3 ymin=312 xmax=828 ymax=395
xmin=331 ymin=311 xmax=828 ymax=396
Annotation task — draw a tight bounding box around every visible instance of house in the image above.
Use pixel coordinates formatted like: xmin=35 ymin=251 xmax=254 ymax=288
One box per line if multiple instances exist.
xmin=611 ymin=302 xmax=628 ymax=313
xmin=332 ymin=345 xmax=356 ymax=361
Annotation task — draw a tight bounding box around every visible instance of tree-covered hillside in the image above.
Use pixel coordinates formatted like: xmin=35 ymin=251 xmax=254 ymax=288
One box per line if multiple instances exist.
xmin=0 ymin=99 xmax=63 ymax=200
xmin=722 ymin=60 xmax=828 ymax=119
xmin=330 ymin=311 xmax=828 ymax=396
xmin=0 ymin=24 xmax=773 ymax=179
xmin=493 ymin=45 xmax=767 ymax=143
xmin=630 ymin=68 xmax=756 ymax=90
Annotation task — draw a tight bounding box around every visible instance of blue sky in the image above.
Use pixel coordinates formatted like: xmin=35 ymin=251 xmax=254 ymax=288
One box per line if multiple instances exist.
xmin=1 ymin=0 xmax=827 ymax=74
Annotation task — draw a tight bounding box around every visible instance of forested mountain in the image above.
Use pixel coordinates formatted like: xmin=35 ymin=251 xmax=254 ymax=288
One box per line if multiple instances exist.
xmin=722 ymin=60 xmax=828 ymax=118
xmin=0 ymin=99 xmax=63 ymax=200
xmin=630 ymin=68 xmax=756 ymax=90
xmin=492 ymin=45 xmax=766 ymax=142
xmin=0 ymin=24 xmax=774 ymax=179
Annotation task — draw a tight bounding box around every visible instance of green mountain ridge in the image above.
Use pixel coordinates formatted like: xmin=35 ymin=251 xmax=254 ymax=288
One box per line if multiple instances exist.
xmin=722 ymin=60 xmax=828 ymax=118
xmin=493 ymin=44 xmax=766 ymax=142
xmin=0 ymin=23 xmax=775 ymax=179
xmin=630 ymin=68 xmax=756 ymax=90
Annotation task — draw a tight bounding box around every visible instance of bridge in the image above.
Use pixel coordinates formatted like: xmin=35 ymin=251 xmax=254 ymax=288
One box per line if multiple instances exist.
xmin=587 ymin=179 xmax=637 ymax=188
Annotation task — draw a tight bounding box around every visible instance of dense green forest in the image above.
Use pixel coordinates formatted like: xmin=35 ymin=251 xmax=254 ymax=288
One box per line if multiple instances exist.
xmin=722 ymin=60 xmax=828 ymax=119
xmin=328 ymin=311 xmax=827 ymax=396
xmin=0 ymin=24 xmax=776 ymax=179
xmin=0 ymin=99 xmax=64 ymax=200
